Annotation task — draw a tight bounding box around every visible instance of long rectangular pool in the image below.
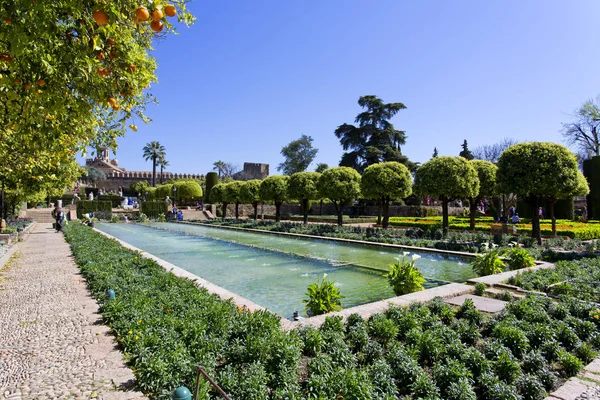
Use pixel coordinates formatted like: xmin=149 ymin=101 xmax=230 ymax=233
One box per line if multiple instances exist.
xmin=96 ymin=222 xmax=474 ymax=319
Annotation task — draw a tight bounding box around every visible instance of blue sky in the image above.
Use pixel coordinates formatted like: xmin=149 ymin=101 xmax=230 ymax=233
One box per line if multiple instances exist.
xmin=87 ymin=0 xmax=600 ymax=175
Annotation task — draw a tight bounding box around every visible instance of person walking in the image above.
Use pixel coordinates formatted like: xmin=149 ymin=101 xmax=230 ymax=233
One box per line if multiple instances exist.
xmin=51 ymin=203 xmax=66 ymax=233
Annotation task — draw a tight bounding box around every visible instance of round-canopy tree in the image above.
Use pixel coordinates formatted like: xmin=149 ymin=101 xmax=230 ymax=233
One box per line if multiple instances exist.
xmin=209 ymin=182 xmax=228 ymax=219
xmin=288 ymin=172 xmax=321 ymax=225
xmin=361 ymin=162 xmax=412 ymax=229
xmin=414 ymin=156 xmax=479 ymax=236
xmin=223 ymin=181 xmax=244 ymax=219
xmin=173 ymin=180 xmax=203 ymax=206
xmin=239 ymin=180 xmax=262 ymax=221
xmin=155 ymin=183 xmax=173 ymax=201
xmin=260 ymin=176 xmax=289 ymax=222
xmin=468 ymin=160 xmax=497 ymax=230
xmin=497 ymin=142 xmax=584 ymax=244
xmin=317 ymin=167 xmax=361 ymax=226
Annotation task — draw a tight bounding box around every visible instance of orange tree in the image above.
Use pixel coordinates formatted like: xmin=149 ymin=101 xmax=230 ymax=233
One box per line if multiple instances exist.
xmin=413 ymin=156 xmax=479 ymax=236
xmin=468 ymin=160 xmax=497 ymax=230
xmin=497 ymin=142 xmax=585 ymax=244
xmin=0 ymin=1 xmax=194 ymax=211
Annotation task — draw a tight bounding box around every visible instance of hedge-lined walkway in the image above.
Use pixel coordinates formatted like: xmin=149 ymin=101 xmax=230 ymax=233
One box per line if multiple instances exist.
xmin=0 ymin=223 xmax=145 ymax=400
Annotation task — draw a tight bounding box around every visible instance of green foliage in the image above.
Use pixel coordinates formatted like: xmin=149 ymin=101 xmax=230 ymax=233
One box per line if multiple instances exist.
xmin=361 ymin=161 xmax=412 ymax=201
xmin=76 ymin=200 xmax=112 ymax=219
xmin=259 ymin=176 xmax=289 ymax=204
xmin=504 ymin=247 xmax=536 ymax=271
xmin=205 ymin=172 xmax=219 ymax=203
xmin=140 ymin=201 xmax=168 ymax=219
xmin=288 ymin=172 xmax=321 ymax=203
xmin=130 ymin=181 xmax=151 ymax=196
xmin=471 ymin=249 xmax=505 ymax=276
xmin=222 ymin=181 xmax=244 ymax=204
xmin=173 ymin=180 xmax=203 ymax=204
xmin=317 ymin=167 xmax=361 ymax=205
xmin=470 ymin=160 xmax=497 ymax=198
xmin=277 ymin=134 xmax=319 ymax=175
xmin=303 ymin=274 xmax=344 ymax=316
xmin=414 ymin=156 xmax=480 ymax=200
xmin=475 ymin=282 xmax=486 ymax=296
xmin=385 ymin=254 xmax=426 ymax=295
xmin=155 ymin=183 xmax=173 ymax=201
xmin=97 ymin=194 xmax=124 ymax=208
xmin=240 ymin=180 xmax=262 ymax=205
xmin=558 ymin=349 xmax=584 ymax=377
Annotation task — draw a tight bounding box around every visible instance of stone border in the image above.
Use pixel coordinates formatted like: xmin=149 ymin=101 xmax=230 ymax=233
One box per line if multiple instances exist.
xmin=179 ymin=221 xmax=479 ymax=259
xmin=0 ymin=222 xmax=37 ymax=270
xmin=544 ymin=358 xmax=600 ymax=399
xmin=467 ymin=261 xmax=555 ymax=286
xmin=92 ymin=227 xmax=474 ymax=330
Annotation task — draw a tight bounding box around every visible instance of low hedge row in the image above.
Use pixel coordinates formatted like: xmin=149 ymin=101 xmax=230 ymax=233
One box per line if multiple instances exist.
xmin=262 ymin=214 xmax=376 ymax=224
xmin=64 ymin=224 xmax=600 ymax=399
xmin=141 ymin=201 xmax=169 ymax=219
xmin=76 ymin=200 xmax=112 ymax=219
xmin=98 ymin=194 xmax=125 ymax=208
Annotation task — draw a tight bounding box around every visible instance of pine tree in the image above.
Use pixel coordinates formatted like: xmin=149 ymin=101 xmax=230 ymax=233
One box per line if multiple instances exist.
xmin=459 ymin=140 xmax=474 ymax=160
xmin=432 ymin=147 xmax=439 ymax=158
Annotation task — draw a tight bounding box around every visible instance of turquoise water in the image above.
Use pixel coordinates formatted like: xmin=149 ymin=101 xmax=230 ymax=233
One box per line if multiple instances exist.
xmin=96 ymin=222 xmax=474 ymax=319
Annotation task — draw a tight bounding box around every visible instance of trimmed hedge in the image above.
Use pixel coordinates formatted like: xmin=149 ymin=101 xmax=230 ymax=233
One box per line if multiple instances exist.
xmin=262 ymin=214 xmax=376 ymax=224
xmin=76 ymin=200 xmax=112 ymax=219
xmin=141 ymin=201 xmax=168 ymax=218
xmin=98 ymin=194 xmax=125 ymax=208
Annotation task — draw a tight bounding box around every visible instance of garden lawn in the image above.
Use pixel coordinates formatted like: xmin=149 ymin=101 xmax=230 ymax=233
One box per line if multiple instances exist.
xmin=65 ymin=224 xmax=600 ymax=400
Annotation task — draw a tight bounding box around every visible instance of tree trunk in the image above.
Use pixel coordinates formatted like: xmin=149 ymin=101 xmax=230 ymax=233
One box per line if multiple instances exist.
xmin=302 ymin=198 xmax=309 ymax=225
xmin=1 ymin=181 xmax=5 ymax=221
xmin=235 ymin=203 xmax=239 ymax=219
xmin=160 ymin=165 xmax=164 ymax=184
xmin=469 ymin=197 xmax=477 ymax=230
xmin=222 ymin=202 xmax=228 ymax=219
xmin=334 ymin=201 xmax=343 ymax=226
xmin=442 ymin=197 xmax=449 ymax=237
xmin=152 ymin=156 xmax=157 ymax=187
xmin=377 ymin=199 xmax=382 ymax=226
xmin=530 ymin=195 xmax=542 ymax=245
xmin=549 ymin=198 xmax=557 ymax=237
xmin=275 ymin=202 xmax=281 ymax=222
xmin=502 ymin=194 xmax=507 ymax=219
xmin=319 ymin=200 xmax=323 ymax=215
xmin=382 ymin=198 xmax=390 ymax=229
xmin=253 ymin=203 xmax=258 ymax=221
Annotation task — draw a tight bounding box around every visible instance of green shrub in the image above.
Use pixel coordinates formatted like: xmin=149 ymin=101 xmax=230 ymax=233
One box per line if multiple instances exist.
xmin=474 ymin=282 xmax=486 ymax=296
xmin=493 ymin=349 xmax=522 ymax=383
xmin=384 ymin=253 xmax=426 ymax=295
xmin=558 ymin=349 xmax=583 ymax=377
xmin=471 ymin=249 xmax=505 ymax=276
xmin=492 ymin=323 xmax=530 ymax=358
xmin=110 ymin=214 xmax=120 ymax=223
xmin=367 ymin=314 xmax=399 ymax=344
xmin=98 ymin=194 xmax=124 ymax=207
xmin=140 ymin=201 xmax=168 ymax=219
xmin=477 ymin=372 xmax=520 ymax=400
xmin=504 ymin=247 xmax=536 ymax=271
xmin=303 ymin=274 xmax=343 ymax=316
xmin=574 ymin=342 xmax=597 ymax=364
xmin=76 ymin=200 xmax=112 ymax=219
xmin=432 ymin=359 xmax=473 ymax=397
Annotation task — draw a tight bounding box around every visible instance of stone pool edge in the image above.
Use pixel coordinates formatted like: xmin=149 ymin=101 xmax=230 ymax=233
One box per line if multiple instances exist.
xmin=179 ymin=221 xmax=479 ymax=259
xmin=92 ymin=227 xmax=475 ymax=330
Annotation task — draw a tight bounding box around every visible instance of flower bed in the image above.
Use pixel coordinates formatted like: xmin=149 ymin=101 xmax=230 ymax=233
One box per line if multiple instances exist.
xmin=388 ymin=217 xmax=600 ymax=240
xmin=65 ymin=224 xmax=600 ymax=399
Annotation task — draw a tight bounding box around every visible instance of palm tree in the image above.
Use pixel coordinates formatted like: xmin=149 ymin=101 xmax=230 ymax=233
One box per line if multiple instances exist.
xmin=142 ymin=141 xmax=166 ymax=187
xmin=158 ymin=154 xmax=170 ymax=184
xmin=213 ymin=160 xmax=226 ymax=178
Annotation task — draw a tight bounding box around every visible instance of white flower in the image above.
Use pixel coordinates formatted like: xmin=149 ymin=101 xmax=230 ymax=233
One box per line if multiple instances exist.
xmin=403 ymin=251 xmax=410 ymax=256
xmin=412 ymin=254 xmax=421 ymax=261
xmin=323 ymin=273 xmax=328 ymax=280
xmin=491 ymin=243 xmax=498 ymax=248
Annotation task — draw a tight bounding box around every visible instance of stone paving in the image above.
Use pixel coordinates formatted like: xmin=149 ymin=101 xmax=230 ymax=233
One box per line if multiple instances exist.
xmin=0 ymin=223 xmax=145 ymax=400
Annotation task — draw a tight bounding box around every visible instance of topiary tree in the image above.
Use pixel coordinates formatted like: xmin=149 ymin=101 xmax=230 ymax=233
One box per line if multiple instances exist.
xmin=130 ymin=180 xmax=150 ymax=197
xmin=240 ymin=180 xmax=262 ymax=221
xmin=414 ymin=156 xmax=479 ymax=236
xmin=317 ymin=167 xmax=361 ymax=226
xmin=497 ymin=142 xmax=584 ymax=244
xmin=205 ymin=172 xmax=219 ymax=203
xmin=155 ymin=183 xmax=173 ymax=202
xmin=288 ymin=172 xmax=321 ymax=225
xmin=259 ymin=176 xmax=289 ymax=222
xmin=173 ymin=180 xmax=203 ymax=206
xmin=546 ymin=170 xmax=589 ymax=236
xmin=209 ymin=182 xmax=228 ymax=219
xmin=361 ymin=162 xmax=412 ymax=229
xmin=223 ymin=181 xmax=244 ymax=219
xmin=468 ymin=160 xmax=497 ymax=230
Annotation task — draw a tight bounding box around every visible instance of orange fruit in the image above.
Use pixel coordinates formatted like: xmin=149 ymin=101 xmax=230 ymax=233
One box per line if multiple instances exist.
xmin=107 ymin=38 xmax=115 ymax=45
xmin=130 ymin=124 xmax=138 ymax=132
xmin=24 ymin=83 xmax=31 ymax=90
xmin=5 ymin=19 xmax=12 ymax=24
xmin=107 ymin=97 xmax=117 ymax=106
xmin=38 ymin=79 xmax=45 ymax=86
xmin=14 ymin=79 xmax=22 ymax=85
xmin=164 ymin=4 xmax=176 ymax=17
xmin=150 ymin=20 xmax=163 ymax=32
xmin=128 ymin=64 xmax=136 ymax=72
xmin=0 ymin=54 xmax=12 ymax=62
xmin=136 ymin=7 xmax=149 ymax=21
xmin=152 ymin=9 xmax=163 ymax=20
xmin=96 ymin=51 xmax=105 ymax=60
xmin=112 ymin=104 xmax=120 ymax=111
xmin=93 ymin=10 xmax=109 ymax=25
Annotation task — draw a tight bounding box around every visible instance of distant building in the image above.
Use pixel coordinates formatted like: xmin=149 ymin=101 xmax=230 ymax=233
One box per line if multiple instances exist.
xmin=84 ymin=146 xmax=203 ymax=191
xmin=233 ymin=162 xmax=270 ymax=181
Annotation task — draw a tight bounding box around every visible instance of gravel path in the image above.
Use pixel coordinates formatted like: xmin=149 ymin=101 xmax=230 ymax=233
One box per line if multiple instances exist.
xmin=0 ymin=224 xmax=146 ymax=400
